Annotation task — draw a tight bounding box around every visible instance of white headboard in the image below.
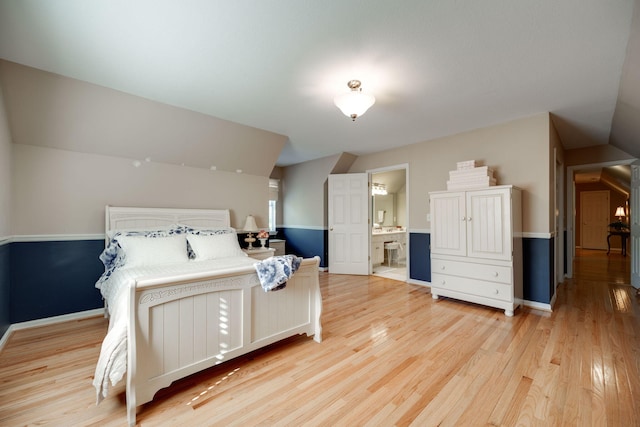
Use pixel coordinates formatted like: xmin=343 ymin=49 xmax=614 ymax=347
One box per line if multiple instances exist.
xmin=105 ymin=206 xmax=231 ymax=243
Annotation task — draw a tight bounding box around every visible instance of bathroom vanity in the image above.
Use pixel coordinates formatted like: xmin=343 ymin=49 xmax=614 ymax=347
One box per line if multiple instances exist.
xmin=372 ymin=229 xmax=406 ymax=266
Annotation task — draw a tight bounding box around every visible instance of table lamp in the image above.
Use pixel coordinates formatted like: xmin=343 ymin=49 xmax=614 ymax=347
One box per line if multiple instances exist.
xmin=615 ymin=206 xmax=626 ymax=221
xmin=243 ymin=215 xmax=259 ymax=248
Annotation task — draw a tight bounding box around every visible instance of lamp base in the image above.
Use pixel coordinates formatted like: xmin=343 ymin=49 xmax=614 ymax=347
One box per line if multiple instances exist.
xmin=244 ymin=233 xmax=256 ymax=249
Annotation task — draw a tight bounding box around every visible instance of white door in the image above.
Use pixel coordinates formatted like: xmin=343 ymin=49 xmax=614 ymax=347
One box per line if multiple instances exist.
xmin=580 ymin=190 xmax=609 ymax=250
xmin=467 ymin=188 xmax=512 ymax=261
xmin=430 ymin=192 xmax=466 ymax=256
xmin=328 ymin=173 xmax=369 ymax=275
xmin=631 ymin=165 xmax=639 ymax=289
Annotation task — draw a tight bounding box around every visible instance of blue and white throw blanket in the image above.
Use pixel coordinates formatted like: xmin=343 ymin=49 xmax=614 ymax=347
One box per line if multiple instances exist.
xmin=254 ymin=255 xmax=302 ymax=292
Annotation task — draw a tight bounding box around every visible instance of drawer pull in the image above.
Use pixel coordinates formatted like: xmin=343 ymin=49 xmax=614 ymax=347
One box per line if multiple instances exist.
xmin=493 ymin=271 xmax=499 ymax=277
xmin=494 ymin=289 xmax=499 ymax=294
xmin=441 ymin=280 xmax=446 ymax=285
xmin=441 ymin=265 xmax=446 ymax=270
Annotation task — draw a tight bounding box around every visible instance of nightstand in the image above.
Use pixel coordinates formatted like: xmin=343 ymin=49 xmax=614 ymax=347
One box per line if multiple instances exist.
xmin=269 ymin=239 xmax=286 ymax=256
xmin=243 ymin=247 xmax=276 ymax=260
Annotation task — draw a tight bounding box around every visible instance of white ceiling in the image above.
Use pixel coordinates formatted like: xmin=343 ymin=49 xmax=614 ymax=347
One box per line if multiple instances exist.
xmin=1 ymin=0 xmax=638 ymax=166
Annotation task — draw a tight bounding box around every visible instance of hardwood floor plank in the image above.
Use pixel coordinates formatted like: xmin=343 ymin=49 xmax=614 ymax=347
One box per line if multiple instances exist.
xmin=0 ymin=249 xmax=637 ymax=426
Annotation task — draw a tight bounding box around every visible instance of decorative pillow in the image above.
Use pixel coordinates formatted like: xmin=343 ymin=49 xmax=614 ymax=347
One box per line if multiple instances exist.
xmin=117 ymin=235 xmax=189 ymax=268
xmin=186 ymin=233 xmax=247 ymax=261
xmin=179 ymin=225 xmax=236 ymax=235
xmin=105 ymin=224 xmax=178 ymax=240
xmin=100 ymin=227 xmax=185 ymax=271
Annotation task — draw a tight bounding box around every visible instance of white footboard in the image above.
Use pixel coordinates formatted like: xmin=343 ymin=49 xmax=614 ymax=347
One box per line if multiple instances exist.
xmin=125 ymin=256 xmax=322 ymax=426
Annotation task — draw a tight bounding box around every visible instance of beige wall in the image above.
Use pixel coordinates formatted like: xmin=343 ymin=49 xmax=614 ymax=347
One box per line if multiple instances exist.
xmin=12 ymin=144 xmax=269 ymax=235
xmin=0 ymin=60 xmax=287 ymax=177
xmin=0 ymin=86 xmax=10 ymax=238
xmin=281 ymin=152 xmax=356 ymax=228
xmin=349 ymin=114 xmax=552 ymax=233
xmin=282 ymin=154 xmax=341 ymax=228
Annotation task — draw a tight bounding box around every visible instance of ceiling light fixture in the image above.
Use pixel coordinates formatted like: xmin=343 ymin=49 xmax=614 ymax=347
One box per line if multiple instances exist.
xmin=372 ymin=183 xmax=387 ymax=195
xmin=334 ymin=80 xmax=375 ymax=121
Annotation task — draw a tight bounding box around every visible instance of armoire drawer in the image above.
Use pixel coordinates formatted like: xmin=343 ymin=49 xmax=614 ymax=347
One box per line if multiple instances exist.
xmin=431 ymin=273 xmax=513 ymax=302
xmin=431 ymin=258 xmax=512 ymax=284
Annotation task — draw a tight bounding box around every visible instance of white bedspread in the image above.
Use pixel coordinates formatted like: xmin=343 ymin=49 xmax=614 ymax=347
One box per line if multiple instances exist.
xmin=93 ymin=257 xmax=257 ymax=403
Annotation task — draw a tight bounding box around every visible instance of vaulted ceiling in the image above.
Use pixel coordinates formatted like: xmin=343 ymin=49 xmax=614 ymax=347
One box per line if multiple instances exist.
xmin=1 ymin=1 xmax=639 ymax=166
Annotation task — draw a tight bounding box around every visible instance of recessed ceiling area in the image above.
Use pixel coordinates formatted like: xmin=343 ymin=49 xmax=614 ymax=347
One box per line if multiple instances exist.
xmin=574 ymin=165 xmax=631 ymax=198
xmin=1 ymin=1 xmax=639 ymax=166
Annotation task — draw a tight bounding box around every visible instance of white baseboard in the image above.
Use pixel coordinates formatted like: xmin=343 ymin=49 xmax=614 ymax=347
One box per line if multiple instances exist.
xmin=0 ymin=308 xmax=105 ymax=353
xmin=407 ymin=278 xmax=430 ymax=287
xmin=522 ymin=300 xmax=552 ymax=312
xmin=402 ymin=280 xmax=554 ymax=312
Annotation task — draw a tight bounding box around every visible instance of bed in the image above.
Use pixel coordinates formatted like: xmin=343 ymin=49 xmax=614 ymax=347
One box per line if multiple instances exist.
xmin=92 ymin=206 xmax=322 ymax=426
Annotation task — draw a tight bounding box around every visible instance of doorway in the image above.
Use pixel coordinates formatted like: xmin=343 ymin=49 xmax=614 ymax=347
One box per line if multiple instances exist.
xmin=369 ymin=165 xmax=409 ymax=281
xmin=567 ymin=161 xmax=634 ymax=280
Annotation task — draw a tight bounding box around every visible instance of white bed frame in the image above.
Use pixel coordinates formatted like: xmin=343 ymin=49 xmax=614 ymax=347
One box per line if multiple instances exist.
xmin=105 ymin=206 xmax=322 ymax=426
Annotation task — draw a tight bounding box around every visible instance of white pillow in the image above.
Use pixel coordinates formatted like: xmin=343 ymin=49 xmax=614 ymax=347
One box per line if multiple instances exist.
xmin=118 ymin=235 xmax=189 ymax=268
xmin=186 ymin=233 xmax=247 ymax=261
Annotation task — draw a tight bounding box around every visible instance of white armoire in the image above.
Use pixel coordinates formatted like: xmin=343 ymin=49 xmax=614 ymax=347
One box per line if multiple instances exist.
xmin=429 ymin=185 xmax=523 ymax=316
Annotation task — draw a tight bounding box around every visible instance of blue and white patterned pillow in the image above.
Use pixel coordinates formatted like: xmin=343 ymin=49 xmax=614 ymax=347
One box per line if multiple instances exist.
xmin=254 ymin=255 xmax=302 ymax=292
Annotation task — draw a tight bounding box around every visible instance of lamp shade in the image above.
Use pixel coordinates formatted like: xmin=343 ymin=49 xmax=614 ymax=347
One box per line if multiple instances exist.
xmin=334 ymin=80 xmax=375 ymax=121
xmin=615 ymin=206 xmax=626 ymax=218
xmin=243 ymin=215 xmax=258 ymax=232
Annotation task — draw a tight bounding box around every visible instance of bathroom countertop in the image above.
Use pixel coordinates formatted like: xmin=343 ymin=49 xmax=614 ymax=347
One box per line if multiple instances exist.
xmin=372 ymin=229 xmax=406 ymax=235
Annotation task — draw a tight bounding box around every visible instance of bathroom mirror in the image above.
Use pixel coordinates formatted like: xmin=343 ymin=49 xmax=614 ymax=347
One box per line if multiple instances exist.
xmin=373 ymin=193 xmax=395 ymax=226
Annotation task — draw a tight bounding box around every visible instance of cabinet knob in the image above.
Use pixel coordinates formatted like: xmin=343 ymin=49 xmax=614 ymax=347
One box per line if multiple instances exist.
xmin=494 ymin=289 xmax=499 ymax=294
xmin=493 ymin=271 xmax=499 ymax=277
xmin=441 ymin=280 xmax=446 ymax=285
xmin=467 ymin=217 xmax=472 ymax=221
xmin=441 ymin=265 xmax=445 ymax=270
xmin=461 ymin=217 xmax=466 ymax=221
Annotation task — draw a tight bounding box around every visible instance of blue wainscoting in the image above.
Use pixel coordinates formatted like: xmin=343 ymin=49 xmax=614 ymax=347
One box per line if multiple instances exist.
xmin=409 ymin=233 xmax=431 ymax=282
xmin=406 ymin=233 xmax=554 ymax=305
xmin=0 ymin=243 xmax=10 ymax=339
xmin=281 ymin=228 xmax=327 ymax=268
xmin=0 ymin=231 xmax=556 ymax=342
xmin=523 ymin=236 xmax=555 ymax=304
xmin=10 ymin=240 xmax=105 ymax=323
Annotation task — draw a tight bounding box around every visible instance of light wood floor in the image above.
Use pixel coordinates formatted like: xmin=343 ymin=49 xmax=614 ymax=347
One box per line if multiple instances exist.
xmin=0 ymin=249 xmax=637 ymax=426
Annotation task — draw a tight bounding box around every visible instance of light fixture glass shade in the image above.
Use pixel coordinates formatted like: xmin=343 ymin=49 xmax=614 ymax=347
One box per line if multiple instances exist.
xmin=372 ymin=183 xmax=387 ymax=195
xmin=615 ymin=206 xmax=626 ymax=219
xmin=334 ymin=80 xmax=375 ymax=121
xmin=243 ymin=215 xmax=259 ymax=232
